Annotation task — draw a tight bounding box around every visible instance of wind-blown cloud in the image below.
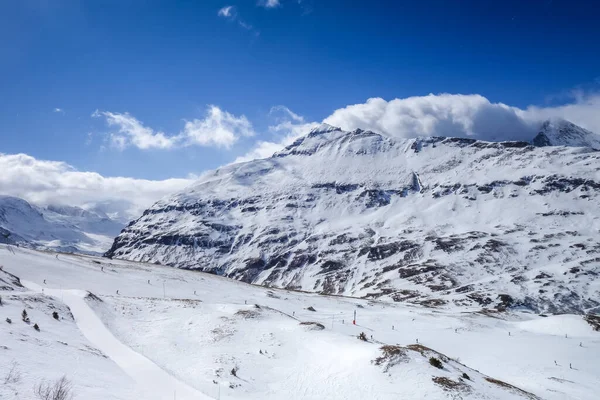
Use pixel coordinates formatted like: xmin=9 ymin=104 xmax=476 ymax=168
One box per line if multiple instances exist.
xmin=519 ymin=94 xmax=600 ymax=134
xmin=258 ymin=0 xmax=281 ymax=8
xmin=237 ymin=93 xmax=600 ymax=163
xmin=218 ymin=5 xmax=235 ymax=18
xmin=217 ymin=5 xmax=258 ymax=34
xmin=234 ymin=105 xmax=318 ymax=163
xmin=324 ymin=94 xmax=537 ymax=142
xmin=53 ymin=108 xmax=64 ymax=114
xmin=0 ymin=153 xmax=193 ymax=220
xmin=93 ymin=110 xmax=176 ymax=150
xmin=324 ymin=93 xmax=600 ymax=142
xmin=183 ymin=105 xmax=255 ymax=148
xmin=94 ymin=106 xmax=255 ymax=151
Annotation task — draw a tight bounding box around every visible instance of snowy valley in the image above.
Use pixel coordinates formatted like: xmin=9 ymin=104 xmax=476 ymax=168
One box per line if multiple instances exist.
xmin=1 ymin=245 xmax=599 ymax=399
xmin=1 ymin=119 xmax=600 ymax=399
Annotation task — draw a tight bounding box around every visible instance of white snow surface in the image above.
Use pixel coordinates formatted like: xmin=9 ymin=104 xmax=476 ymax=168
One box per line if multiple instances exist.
xmin=1 ymin=245 xmax=599 ymax=399
xmin=107 ymin=122 xmax=600 ymax=314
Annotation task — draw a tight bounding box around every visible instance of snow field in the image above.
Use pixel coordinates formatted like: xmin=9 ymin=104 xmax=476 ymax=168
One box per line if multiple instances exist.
xmin=1 ymin=245 xmax=599 ymax=399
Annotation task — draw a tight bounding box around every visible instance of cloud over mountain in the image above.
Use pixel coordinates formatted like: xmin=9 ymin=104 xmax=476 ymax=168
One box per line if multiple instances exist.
xmin=237 ymin=92 xmax=600 ymax=162
xmin=0 ymin=153 xmax=193 ymax=219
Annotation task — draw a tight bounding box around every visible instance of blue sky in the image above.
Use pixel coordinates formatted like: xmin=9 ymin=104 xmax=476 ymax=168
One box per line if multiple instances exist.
xmin=1 ymin=0 xmax=599 ymax=214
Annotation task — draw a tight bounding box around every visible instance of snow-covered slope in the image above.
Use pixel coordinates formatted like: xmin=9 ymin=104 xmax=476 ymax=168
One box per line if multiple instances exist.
xmin=532 ymin=119 xmax=600 ymax=150
xmin=0 ymin=196 xmax=124 ymax=254
xmin=2 ymin=245 xmax=599 ymax=399
xmin=106 ymin=122 xmax=600 ymax=314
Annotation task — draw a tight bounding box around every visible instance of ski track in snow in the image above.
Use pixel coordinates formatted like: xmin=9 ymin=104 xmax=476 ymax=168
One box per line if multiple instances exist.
xmin=22 ymin=280 xmax=212 ymax=400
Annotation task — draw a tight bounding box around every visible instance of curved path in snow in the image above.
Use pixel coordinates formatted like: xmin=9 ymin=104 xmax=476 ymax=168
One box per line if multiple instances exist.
xmin=23 ymin=281 xmax=212 ymax=400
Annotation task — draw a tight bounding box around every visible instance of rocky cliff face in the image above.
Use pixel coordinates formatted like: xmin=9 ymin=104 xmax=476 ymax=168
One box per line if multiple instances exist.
xmin=106 ymin=122 xmax=600 ymax=313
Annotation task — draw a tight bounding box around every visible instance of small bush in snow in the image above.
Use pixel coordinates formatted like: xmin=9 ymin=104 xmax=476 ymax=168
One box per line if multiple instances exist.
xmin=299 ymin=321 xmax=325 ymax=330
xmin=429 ymin=357 xmax=443 ymax=369
xmin=34 ymin=376 xmax=74 ymax=400
xmin=33 ymin=323 xmax=40 ymax=331
xmin=432 ymin=376 xmax=467 ymax=391
xmin=6 ymin=317 xmax=11 ymax=324
xmin=4 ymin=361 xmax=21 ymax=384
xmin=358 ymin=332 xmax=368 ymax=341
xmin=53 ymin=311 xmax=59 ymax=320
xmin=230 ymin=367 xmax=238 ymax=377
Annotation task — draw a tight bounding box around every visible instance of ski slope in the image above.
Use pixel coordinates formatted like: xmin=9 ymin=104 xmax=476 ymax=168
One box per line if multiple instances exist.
xmin=21 ymin=281 xmax=210 ymax=400
xmin=1 ymin=245 xmax=599 ymax=399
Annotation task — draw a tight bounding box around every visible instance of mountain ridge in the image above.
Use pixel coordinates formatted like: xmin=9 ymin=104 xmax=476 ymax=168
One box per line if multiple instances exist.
xmin=0 ymin=195 xmax=124 ymax=254
xmin=106 ymin=120 xmax=600 ymax=314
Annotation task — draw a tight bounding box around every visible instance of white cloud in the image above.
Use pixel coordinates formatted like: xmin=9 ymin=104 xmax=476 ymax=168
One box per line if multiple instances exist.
xmin=234 ymin=106 xmax=318 ymax=163
xmin=237 ymin=93 xmax=600 ymax=163
xmin=323 ymin=93 xmax=600 ymax=142
xmin=238 ymin=20 xmax=254 ymax=31
xmin=182 ymin=105 xmax=255 ymax=149
xmin=0 ymin=153 xmax=193 ymax=220
xmin=53 ymin=108 xmax=64 ymax=114
xmin=323 ymin=94 xmax=536 ymax=142
xmin=519 ymin=94 xmax=600 ymax=135
xmin=93 ymin=110 xmax=177 ymax=150
xmin=258 ymin=0 xmax=281 ymax=8
xmin=270 ymin=105 xmax=304 ymax=122
xmin=218 ymin=5 xmax=235 ymax=18
xmin=234 ymin=141 xmax=287 ymax=163
xmin=217 ymin=5 xmax=259 ymax=35
xmin=93 ymin=106 xmax=254 ymax=151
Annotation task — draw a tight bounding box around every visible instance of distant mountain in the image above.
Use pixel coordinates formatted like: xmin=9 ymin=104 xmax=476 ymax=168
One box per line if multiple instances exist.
xmin=0 ymin=195 xmax=124 ymax=254
xmin=532 ymin=118 xmax=600 ymax=150
xmin=106 ymin=120 xmax=600 ymax=314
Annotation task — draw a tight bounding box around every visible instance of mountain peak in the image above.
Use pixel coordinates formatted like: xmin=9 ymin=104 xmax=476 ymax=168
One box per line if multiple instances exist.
xmin=532 ymin=118 xmax=600 ymax=150
xmin=308 ymin=123 xmax=342 ymax=136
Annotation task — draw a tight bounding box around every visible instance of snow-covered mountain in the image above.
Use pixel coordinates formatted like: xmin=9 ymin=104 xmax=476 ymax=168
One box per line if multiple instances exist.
xmin=0 ymin=195 xmax=124 ymax=254
xmin=106 ymin=120 xmax=600 ymax=314
xmin=532 ymin=118 xmax=600 ymax=150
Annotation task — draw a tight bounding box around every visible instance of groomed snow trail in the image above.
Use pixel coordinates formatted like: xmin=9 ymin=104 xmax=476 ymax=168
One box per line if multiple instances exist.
xmin=23 ymin=281 xmax=212 ymax=400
